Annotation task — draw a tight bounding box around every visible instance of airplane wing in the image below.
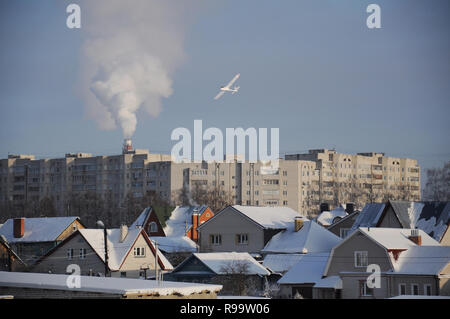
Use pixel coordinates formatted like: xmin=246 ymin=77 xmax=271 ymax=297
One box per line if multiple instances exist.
xmin=223 ymin=73 xmax=240 ymax=89
xmin=214 ymin=91 xmax=225 ymax=100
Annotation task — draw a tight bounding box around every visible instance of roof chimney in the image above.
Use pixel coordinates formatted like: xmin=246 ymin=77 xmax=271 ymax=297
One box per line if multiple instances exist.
xmin=13 ymin=218 xmax=25 ymax=238
xmin=119 ymin=224 xmax=128 ymax=243
xmin=294 ymin=217 xmax=304 ymax=232
xmin=408 ymin=229 xmax=421 ymax=246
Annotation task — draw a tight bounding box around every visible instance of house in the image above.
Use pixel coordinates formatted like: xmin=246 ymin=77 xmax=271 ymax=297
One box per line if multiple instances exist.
xmin=165 ymin=252 xmax=270 ymax=296
xmin=0 ymin=271 xmax=222 ymax=299
xmin=164 ymin=205 xmax=214 ymax=242
xmin=277 ymin=253 xmax=337 ymax=299
xmin=0 ymin=236 xmax=26 ymax=272
xmin=350 ymin=201 xmax=450 ymax=244
xmin=327 ymin=210 xmax=361 ymax=239
xmin=323 ymin=227 xmax=450 ymax=299
xmin=0 ymin=217 xmax=85 ymax=265
xmin=197 ymin=205 xmax=302 ymax=254
xmin=32 ymin=225 xmax=173 ymax=278
xmin=130 ymin=207 xmax=166 ymax=237
xmin=261 ymin=218 xmax=342 ymax=274
xmin=278 ymin=227 xmax=450 ymax=299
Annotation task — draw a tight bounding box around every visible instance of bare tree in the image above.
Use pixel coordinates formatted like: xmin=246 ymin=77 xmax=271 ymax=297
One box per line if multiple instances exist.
xmin=213 ymin=260 xmax=259 ymax=296
xmin=423 ymin=161 xmax=450 ymax=201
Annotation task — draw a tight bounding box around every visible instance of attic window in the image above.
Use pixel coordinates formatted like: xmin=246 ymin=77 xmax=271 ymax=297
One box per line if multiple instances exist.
xmin=134 ymin=247 xmax=146 ymax=257
xmin=149 ymin=222 xmax=157 ymax=233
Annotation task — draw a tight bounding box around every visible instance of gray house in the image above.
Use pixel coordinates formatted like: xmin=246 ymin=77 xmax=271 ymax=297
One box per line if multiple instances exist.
xmin=327 ymin=211 xmax=360 ymax=239
xmin=197 ymin=205 xmax=302 ymax=254
xmin=323 ymin=227 xmax=450 ymax=299
xmin=278 ymin=227 xmax=450 ymax=299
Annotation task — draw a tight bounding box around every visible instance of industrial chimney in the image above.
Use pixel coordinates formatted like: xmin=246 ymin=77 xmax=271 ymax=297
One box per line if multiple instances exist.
xmin=122 ymin=138 xmax=133 ymax=154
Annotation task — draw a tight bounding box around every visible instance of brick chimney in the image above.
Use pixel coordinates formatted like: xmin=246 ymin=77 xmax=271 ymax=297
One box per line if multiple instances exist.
xmin=294 ymin=217 xmax=304 ymax=232
xmin=13 ymin=218 xmax=25 ymax=238
xmin=119 ymin=224 xmax=128 ymax=243
xmin=408 ymin=229 xmax=421 ymax=246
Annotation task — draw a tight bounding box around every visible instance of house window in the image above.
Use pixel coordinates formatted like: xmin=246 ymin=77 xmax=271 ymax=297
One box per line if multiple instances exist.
xmin=359 ymin=281 xmax=373 ymax=297
xmin=79 ymin=248 xmax=86 ymax=259
xmin=236 ymin=234 xmax=248 ymax=245
xmin=340 ymin=228 xmax=351 ymax=238
xmin=354 ymin=251 xmax=368 ymax=268
xmin=411 ymin=284 xmax=419 ymax=295
xmin=120 ymin=272 xmax=127 ymax=278
xmin=398 ymin=283 xmax=406 ymax=295
xmin=67 ymin=248 xmax=74 ymax=260
xmin=424 ymin=284 xmax=432 ymax=296
xmin=210 ymin=234 xmax=222 ymax=245
xmin=149 ymin=222 xmax=158 ymax=233
xmin=134 ymin=247 xmax=146 ymax=257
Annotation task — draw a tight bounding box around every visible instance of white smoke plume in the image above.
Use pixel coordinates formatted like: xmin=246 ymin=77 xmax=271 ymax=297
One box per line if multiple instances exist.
xmin=80 ymin=0 xmax=199 ymax=138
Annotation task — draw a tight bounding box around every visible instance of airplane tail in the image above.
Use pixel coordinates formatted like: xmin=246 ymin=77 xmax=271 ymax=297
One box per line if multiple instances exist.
xmin=232 ymin=86 xmax=240 ymax=94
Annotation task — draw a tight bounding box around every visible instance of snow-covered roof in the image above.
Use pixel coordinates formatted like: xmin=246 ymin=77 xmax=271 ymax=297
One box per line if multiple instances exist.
xmin=391 ymin=246 xmax=450 ymax=275
xmin=277 ymin=253 xmax=330 ymax=285
xmin=130 ymin=207 xmax=151 ymax=229
xmin=164 ymin=206 xmax=209 ymax=237
xmin=262 ymin=220 xmax=341 ymax=254
xmin=317 ymin=207 xmax=348 ymax=226
xmin=78 ymin=228 xmax=172 ymax=271
xmin=150 ymin=236 xmax=197 ymax=253
xmin=350 ymin=203 xmax=386 ymax=231
xmin=358 ymin=227 xmax=440 ymax=250
xmin=192 ymin=252 xmax=270 ymax=276
xmin=0 ymin=217 xmax=80 ymax=243
xmin=0 ymin=271 xmax=222 ymax=296
xmin=351 ymin=201 xmax=450 ymax=242
xmin=262 ymin=254 xmax=303 ymax=274
xmin=314 ymin=276 xmax=342 ymax=289
xmin=229 ymin=205 xmax=302 ymax=229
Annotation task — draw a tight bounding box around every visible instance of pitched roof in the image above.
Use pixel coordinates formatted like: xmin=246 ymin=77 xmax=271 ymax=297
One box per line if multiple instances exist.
xmin=78 ymin=228 xmax=173 ymax=271
xmin=262 ymin=254 xmax=303 ymax=274
xmin=262 ymin=220 xmax=341 ymax=254
xmin=0 ymin=217 xmax=81 ymax=243
xmin=164 ymin=206 xmax=208 ymax=237
xmin=190 ymin=252 xmax=270 ymax=276
xmin=391 ymin=246 xmax=450 ymax=275
xmin=228 ymin=205 xmax=302 ymax=229
xmin=350 ymin=203 xmax=386 ymax=231
xmin=358 ymin=227 xmax=440 ymax=250
xmin=277 ymin=253 xmax=330 ymax=285
xmin=150 ymin=236 xmax=197 ymax=253
xmin=351 ymin=201 xmax=450 ymax=242
xmin=129 ymin=207 xmax=152 ymax=229
xmin=317 ymin=207 xmax=348 ymax=226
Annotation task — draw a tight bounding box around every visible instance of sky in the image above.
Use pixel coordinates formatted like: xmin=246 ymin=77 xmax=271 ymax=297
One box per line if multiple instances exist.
xmin=0 ymin=0 xmax=449 ymax=182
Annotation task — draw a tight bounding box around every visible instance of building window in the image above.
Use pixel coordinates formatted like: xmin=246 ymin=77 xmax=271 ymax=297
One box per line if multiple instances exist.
xmin=236 ymin=234 xmax=248 ymax=245
xmin=340 ymin=228 xmax=351 ymax=238
xmin=359 ymin=281 xmax=373 ymax=297
xmin=79 ymin=248 xmax=86 ymax=259
xmin=149 ymin=222 xmax=158 ymax=233
xmin=67 ymin=249 xmax=74 ymax=260
xmin=398 ymin=283 xmax=406 ymax=295
xmin=424 ymin=284 xmax=432 ymax=296
xmin=411 ymin=284 xmax=419 ymax=295
xmin=134 ymin=247 xmax=146 ymax=257
xmin=121 ymin=272 xmax=127 ymax=278
xmin=210 ymin=234 xmax=222 ymax=245
xmin=354 ymin=251 xmax=368 ymax=268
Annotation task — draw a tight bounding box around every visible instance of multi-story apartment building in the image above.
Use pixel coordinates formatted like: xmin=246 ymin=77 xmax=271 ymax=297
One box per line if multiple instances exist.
xmin=0 ymin=147 xmax=420 ymax=216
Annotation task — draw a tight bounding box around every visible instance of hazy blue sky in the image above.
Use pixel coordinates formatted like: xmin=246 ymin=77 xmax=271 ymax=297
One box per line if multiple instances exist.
xmin=0 ymin=0 xmax=449 ymax=177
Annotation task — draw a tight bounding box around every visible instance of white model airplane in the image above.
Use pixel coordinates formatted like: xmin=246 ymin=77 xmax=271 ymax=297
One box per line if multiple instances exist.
xmin=214 ymin=73 xmax=240 ymax=100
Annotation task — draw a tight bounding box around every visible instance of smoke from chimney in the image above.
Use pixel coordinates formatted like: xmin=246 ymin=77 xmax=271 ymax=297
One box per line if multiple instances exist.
xmin=80 ymin=0 xmax=200 ymax=139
